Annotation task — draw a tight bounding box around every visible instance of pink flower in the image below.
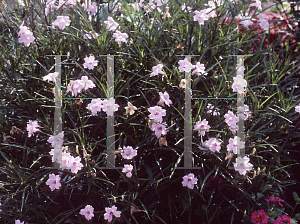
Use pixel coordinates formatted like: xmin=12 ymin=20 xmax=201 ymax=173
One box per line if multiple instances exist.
xmin=193 ymin=10 xmax=209 ymax=25
xmin=121 ymin=146 xmax=137 ymax=159
xmin=79 ymin=205 xmax=94 ymax=221
xmin=200 ymin=138 xmax=222 ymax=152
xmin=27 ymin=120 xmax=41 ymax=137
xmin=249 ymin=0 xmax=262 ymax=11
xmin=83 ymin=1 xmax=97 ymax=16
xmin=46 ymin=173 xmax=61 ymax=191
xmin=234 ymin=156 xmax=253 ymax=175
xmin=148 ymin=106 xmax=166 ymax=123
xmin=236 ymin=65 xmax=245 ymax=75
xmin=104 ymin=16 xmax=119 ymax=31
xmin=87 ymin=99 xmax=103 ymax=115
xmin=66 ymin=80 xmax=84 ymax=97
xmin=122 ymin=164 xmax=133 ymax=178
xmin=47 ymin=132 xmax=64 ymax=148
xmin=227 ymin=136 xmax=243 ymax=154
xmin=83 ymin=55 xmax=98 ymax=70
xmin=150 ymin=64 xmax=165 ymax=77
xmin=295 ymin=102 xmax=300 ymax=113
xmin=80 ymin=76 xmax=96 ymax=91
xmin=193 ymin=119 xmax=211 ymax=136
xmin=182 ymin=173 xmax=198 ymax=189
xmin=232 ymin=75 xmax=247 ymax=94
xmin=240 ymin=16 xmax=253 ymax=28
xmin=192 ymin=62 xmax=206 ymax=76
xmin=112 ymin=30 xmax=128 ymax=44
xmin=101 ymin=98 xmax=119 ymax=116
xmin=83 ymin=31 xmax=100 ymax=39
xmin=224 ymin=110 xmax=239 ymax=127
xmin=250 ymin=209 xmax=269 ymax=224
xmin=154 ymin=0 xmax=168 ymax=6
xmin=15 ymin=220 xmax=24 ymax=224
xmin=18 ymin=21 xmax=30 ymax=37
xmin=157 ymin=91 xmax=172 ymax=106
xmin=67 ymin=156 xmax=84 ymax=174
xmin=104 ymin=205 xmax=122 ymax=223
xmin=52 ymin=16 xmax=71 ymax=30
xmin=273 ymin=214 xmax=291 ymax=224
xmin=265 ymin=195 xmax=285 ymax=207
xmin=178 ymin=58 xmax=194 ymax=73
xmin=150 ymin=122 xmax=168 ymax=138
xmin=43 ymin=72 xmax=59 ymax=83
xmin=258 ymin=13 xmax=269 ymax=31
xmin=18 ymin=29 xmax=35 ymax=47
xmin=237 ymin=105 xmax=252 ymax=121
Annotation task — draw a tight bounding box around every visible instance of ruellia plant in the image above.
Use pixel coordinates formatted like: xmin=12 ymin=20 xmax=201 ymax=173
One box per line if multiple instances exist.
xmin=0 ymin=0 xmax=300 ymax=223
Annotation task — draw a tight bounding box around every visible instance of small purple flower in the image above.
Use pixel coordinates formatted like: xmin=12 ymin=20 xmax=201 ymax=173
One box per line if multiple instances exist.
xmin=83 ymin=55 xmax=98 ymax=70
xmin=104 ymin=205 xmax=121 ymax=223
xmin=83 ymin=31 xmax=99 ymax=39
xmin=79 ymin=205 xmax=94 ymax=221
xmin=193 ymin=119 xmax=211 ymax=136
xmin=46 ymin=173 xmax=61 ymax=191
xmin=150 ymin=64 xmax=165 ymax=77
xmin=121 ymin=146 xmax=137 ymax=159
xmin=150 ymin=122 xmax=168 ymax=138
xmin=43 ymin=72 xmax=59 ymax=83
xmin=52 ymin=16 xmax=71 ymax=30
xmin=104 ymin=16 xmax=119 ymax=31
xmin=122 ymin=164 xmax=133 ymax=178
xmin=112 ymin=30 xmax=128 ymax=44
xmin=27 ymin=120 xmax=41 ymax=137
xmin=193 ymin=10 xmax=209 ymax=25
xmin=148 ymin=106 xmax=166 ymax=123
xmin=178 ymin=58 xmax=194 ymax=73
xmin=182 ymin=173 xmax=198 ymax=189
xmin=157 ymin=91 xmax=172 ymax=107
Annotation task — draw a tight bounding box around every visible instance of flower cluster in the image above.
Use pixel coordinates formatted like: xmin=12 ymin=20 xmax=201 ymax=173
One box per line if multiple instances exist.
xmin=121 ymin=146 xmax=137 ymax=178
xmin=104 ymin=16 xmax=128 ymax=44
xmin=86 ymin=98 xmax=119 ymax=116
xmin=265 ymin=195 xmax=285 ymax=207
xmin=66 ymin=75 xmax=96 ymax=97
xmin=49 ymin=147 xmax=84 ymax=174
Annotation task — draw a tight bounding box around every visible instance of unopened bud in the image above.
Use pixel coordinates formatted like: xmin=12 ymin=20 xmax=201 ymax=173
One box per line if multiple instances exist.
xmin=257 ymin=167 xmax=261 ymax=175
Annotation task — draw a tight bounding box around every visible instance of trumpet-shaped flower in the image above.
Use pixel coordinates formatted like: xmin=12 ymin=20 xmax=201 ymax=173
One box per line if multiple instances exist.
xmin=249 ymin=0 xmax=262 ymax=11
xmin=150 ymin=64 xmax=165 ymax=77
xmin=27 ymin=120 xmax=41 ymax=137
xmin=87 ymin=99 xmax=103 ymax=115
xmin=47 ymin=132 xmax=64 ymax=148
xmin=157 ymin=91 xmax=172 ymax=106
xmin=124 ymin=102 xmax=137 ymax=115
xmin=240 ymin=16 xmax=253 ymax=28
xmin=232 ymin=75 xmax=247 ymax=94
xmin=83 ymin=31 xmax=99 ymax=39
xmin=104 ymin=16 xmax=119 ymax=31
xmin=122 ymin=146 xmax=137 ymax=159
xmin=192 ymin=62 xmax=206 ymax=76
xmin=150 ymin=122 xmax=168 ymax=138
xmin=193 ymin=119 xmax=211 ymax=136
xmin=193 ymin=10 xmax=209 ymax=25
xmin=83 ymin=55 xmax=98 ymax=70
xmin=122 ymin=164 xmax=133 ymax=178
xmin=104 ymin=205 xmax=121 ymax=223
xmin=52 ymin=16 xmax=71 ymax=30
xmin=237 ymin=105 xmax=252 ymax=121
xmin=227 ymin=136 xmax=243 ymax=154
xmin=83 ymin=1 xmax=97 ymax=16
xmin=80 ymin=76 xmax=96 ymax=91
xmin=148 ymin=106 xmax=166 ymax=123
xmin=178 ymin=58 xmax=194 ymax=73
xmin=15 ymin=220 xmax=24 ymax=224
xmin=101 ymin=98 xmax=119 ymax=116
xmin=67 ymin=156 xmax=84 ymax=174
xmin=66 ymin=80 xmax=84 ymax=97
xmin=43 ymin=72 xmax=59 ymax=83
xmin=182 ymin=173 xmax=198 ymax=189
xmin=258 ymin=13 xmax=269 ymax=31
xmin=18 ymin=29 xmax=35 ymax=47
xmin=201 ymin=138 xmax=222 ymax=152
xmin=112 ymin=30 xmax=128 ymax=44
xmin=234 ymin=156 xmax=253 ymax=175
xmin=79 ymin=205 xmax=94 ymax=221
xmin=46 ymin=173 xmax=61 ymax=191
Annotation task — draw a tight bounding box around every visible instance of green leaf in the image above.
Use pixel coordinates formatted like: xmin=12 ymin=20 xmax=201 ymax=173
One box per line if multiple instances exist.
xmin=293 ymin=192 xmax=300 ymax=202
xmin=293 ymin=213 xmax=300 ymax=221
